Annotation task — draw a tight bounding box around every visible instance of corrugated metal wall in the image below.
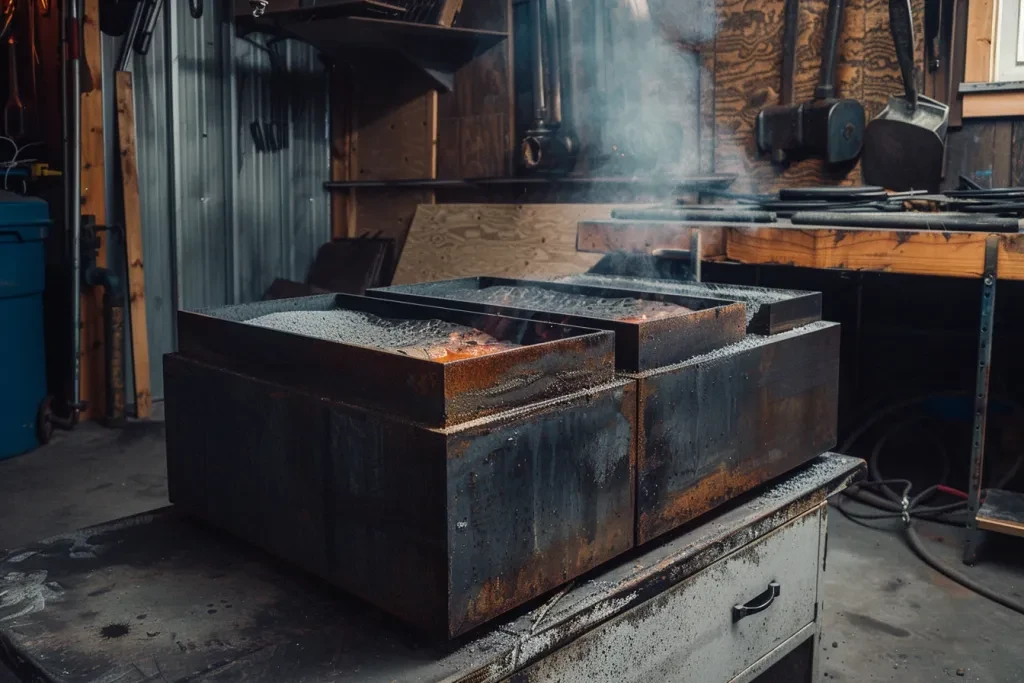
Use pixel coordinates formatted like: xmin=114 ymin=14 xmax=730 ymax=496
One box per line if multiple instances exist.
xmin=106 ymin=4 xmax=330 ymax=400
xmin=232 ymin=34 xmax=330 ymax=304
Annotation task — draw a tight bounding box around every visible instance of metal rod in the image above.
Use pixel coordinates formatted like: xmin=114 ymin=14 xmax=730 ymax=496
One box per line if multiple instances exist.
xmin=531 ymin=0 xmax=547 ymax=122
xmin=544 ymin=0 xmax=563 ymax=126
xmin=963 ymin=235 xmax=999 ymax=564
xmin=815 ymin=0 xmax=846 ymax=99
xmin=69 ymin=0 xmax=83 ymax=419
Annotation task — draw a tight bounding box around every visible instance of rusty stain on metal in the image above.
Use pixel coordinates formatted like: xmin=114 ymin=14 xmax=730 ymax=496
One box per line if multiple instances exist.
xmin=635 ymin=322 xmax=840 ymax=545
xmin=638 ymin=463 xmax=770 ymax=544
xmin=166 ymin=348 xmax=637 ymax=639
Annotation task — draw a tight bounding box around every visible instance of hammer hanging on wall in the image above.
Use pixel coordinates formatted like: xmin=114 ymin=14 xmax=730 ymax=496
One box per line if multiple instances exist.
xmin=755 ymin=0 xmax=866 ymax=166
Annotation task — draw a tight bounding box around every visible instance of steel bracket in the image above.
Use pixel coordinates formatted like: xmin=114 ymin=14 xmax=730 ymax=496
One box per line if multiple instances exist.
xmin=963 ymin=235 xmax=999 ymax=564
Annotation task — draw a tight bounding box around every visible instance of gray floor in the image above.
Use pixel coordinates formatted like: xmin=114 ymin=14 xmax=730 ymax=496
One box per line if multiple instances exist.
xmin=1 ymin=417 xmax=1022 ymax=682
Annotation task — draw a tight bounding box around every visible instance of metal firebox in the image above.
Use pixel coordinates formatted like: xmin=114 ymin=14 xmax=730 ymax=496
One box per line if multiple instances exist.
xmin=165 ymin=294 xmax=636 ymax=638
xmin=370 ymin=278 xmax=839 ymax=546
xmin=165 ymin=278 xmax=839 ymax=639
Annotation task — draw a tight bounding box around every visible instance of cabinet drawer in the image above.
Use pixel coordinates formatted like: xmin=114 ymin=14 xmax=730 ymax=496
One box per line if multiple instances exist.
xmin=512 ymin=507 xmax=823 ymax=683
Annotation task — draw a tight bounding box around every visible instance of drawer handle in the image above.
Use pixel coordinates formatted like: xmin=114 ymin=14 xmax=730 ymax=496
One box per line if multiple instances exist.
xmin=732 ymin=582 xmax=781 ymax=622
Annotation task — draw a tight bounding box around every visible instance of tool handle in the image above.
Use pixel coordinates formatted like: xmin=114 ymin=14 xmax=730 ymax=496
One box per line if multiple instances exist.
xmin=889 ymin=0 xmax=918 ymax=108
xmin=815 ymin=0 xmax=846 ymax=99
xmin=780 ymin=0 xmax=800 ymax=104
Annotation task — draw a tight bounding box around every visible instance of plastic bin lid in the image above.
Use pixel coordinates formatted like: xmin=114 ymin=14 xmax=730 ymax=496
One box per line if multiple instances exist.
xmin=0 ymin=191 xmax=51 ymax=240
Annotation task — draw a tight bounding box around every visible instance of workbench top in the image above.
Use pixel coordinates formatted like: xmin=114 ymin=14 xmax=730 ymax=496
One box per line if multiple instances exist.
xmin=576 ymin=217 xmax=1024 ymax=280
xmin=0 ymin=453 xmax=862 ymax=683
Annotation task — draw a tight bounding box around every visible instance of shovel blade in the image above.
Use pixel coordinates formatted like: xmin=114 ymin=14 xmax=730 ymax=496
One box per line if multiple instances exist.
xmin=862 ymin=94 xmax=949 ymax=192
xmin=879 ymin=93 xmax=950 ymax=135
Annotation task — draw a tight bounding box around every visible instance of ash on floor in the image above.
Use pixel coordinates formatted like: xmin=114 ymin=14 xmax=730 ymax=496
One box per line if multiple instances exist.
xmin=0 ymin=417 xmax=1022 ymax=681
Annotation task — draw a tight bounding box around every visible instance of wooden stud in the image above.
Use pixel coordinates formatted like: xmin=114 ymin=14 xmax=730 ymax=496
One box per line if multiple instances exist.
xmin=964 ymin=0 xmax=996 ymax=82
xmin=329 ymin=65 xmax=355 ymax=239
xmin=976 ymin=515 xmax=1024 ymax=537
xmin=962 ymin=90 xmax=1024 ymax=118
xmin=1010 ymin=120 xmax=1024 ymax=185
xmin=437 ymin=0 xmax=466 ymax=27
xmin=80 ymin=0 xmax=106 ymax=421
xmin=948 ymin=0 xmax=970 ymax=127
xmin=115 ymin=71 xmax=152 ymax=419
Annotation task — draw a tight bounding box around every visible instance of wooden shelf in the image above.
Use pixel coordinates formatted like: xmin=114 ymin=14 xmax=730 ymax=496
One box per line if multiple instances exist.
xmin=976 ymin=489 xmax=1024 ymax=538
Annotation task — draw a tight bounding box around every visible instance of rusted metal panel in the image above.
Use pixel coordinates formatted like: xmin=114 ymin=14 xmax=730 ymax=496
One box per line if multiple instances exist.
xmin=164 ymin=354 xmax=636 ymax=638
xmin=552 ymin=273 xmax=822 ymax=335
xmin=176 ymin=293 xmax=615 ymax=426
xmin=369 ymin=277 xmax=748 ymax=370
xmin=634 ymin=321 xmax=840 ymax=545
xmin=446 ymin=379 xmax=637 ymax=635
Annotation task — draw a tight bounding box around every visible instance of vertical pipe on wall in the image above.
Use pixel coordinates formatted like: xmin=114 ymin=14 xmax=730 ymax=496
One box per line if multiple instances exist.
xmin=67 ymin=0 xmax=83 ymax=419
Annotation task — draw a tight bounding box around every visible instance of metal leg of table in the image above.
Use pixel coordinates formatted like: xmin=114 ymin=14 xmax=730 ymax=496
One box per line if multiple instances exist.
xmin=963 ymin=236 xmax=999 ymax=565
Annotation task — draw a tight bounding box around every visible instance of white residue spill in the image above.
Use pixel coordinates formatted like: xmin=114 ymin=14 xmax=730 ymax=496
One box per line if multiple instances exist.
xmin=0 ymin=570 xmax=63 ymax=622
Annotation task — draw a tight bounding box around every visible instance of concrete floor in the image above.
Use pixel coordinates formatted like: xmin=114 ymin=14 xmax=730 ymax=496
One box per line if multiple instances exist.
xmin=1 ymin=415 xmax=1023 ymax=681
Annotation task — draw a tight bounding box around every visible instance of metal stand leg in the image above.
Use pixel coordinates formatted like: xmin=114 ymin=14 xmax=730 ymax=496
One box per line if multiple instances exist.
xmin=964 ymin=236 xmax=999 ymax=565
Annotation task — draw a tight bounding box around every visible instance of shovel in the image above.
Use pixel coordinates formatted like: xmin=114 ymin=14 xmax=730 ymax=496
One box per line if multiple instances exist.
xmin=862 ymin=0 xmax=949 ymax=192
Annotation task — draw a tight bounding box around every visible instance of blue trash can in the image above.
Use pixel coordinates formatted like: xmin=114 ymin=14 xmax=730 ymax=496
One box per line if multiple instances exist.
xmin=0 ymin=191 xmax=51 ymax=459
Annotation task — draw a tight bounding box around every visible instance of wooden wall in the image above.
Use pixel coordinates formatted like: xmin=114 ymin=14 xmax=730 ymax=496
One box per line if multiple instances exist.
xmin=329 ymin=0 xmax=514 ymax=253
xmin=944 ymin=119 xmax=1024 ymax=189
xmin=329 ymin=0 xmax=1023 ymax=261
xmin=711 ymin=0 xmax=926 ymax=192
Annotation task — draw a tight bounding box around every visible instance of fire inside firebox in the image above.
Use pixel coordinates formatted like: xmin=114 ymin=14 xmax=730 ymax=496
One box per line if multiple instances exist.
xmin=246 ymin=309 xmax=519 ymax=362
xmin=441 ymin=284 xmax=693 ymax=323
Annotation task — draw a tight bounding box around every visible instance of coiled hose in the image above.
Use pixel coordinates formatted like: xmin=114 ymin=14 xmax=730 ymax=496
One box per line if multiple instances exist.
xmin=837 ymin=395 xmax=1024 ymax=616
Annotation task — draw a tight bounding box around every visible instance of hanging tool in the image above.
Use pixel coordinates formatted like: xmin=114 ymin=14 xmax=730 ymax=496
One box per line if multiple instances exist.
xmin=4 ymin=36 xmax=26 ymax=139
xmin=519 ymin=0 xmax=576 ymax=174
xmin=250 ymin=0 xmax=269 ymax=17
xmin=116 ymin=0 xmax=145 ymax=71
xmin=189 ymin=0 xmax=202 ymax=19
xmin=755 ymin=0 xmax=866 ymax=166
xmin=862 ymin=0 xmax=949 ymax=192
xmin=133 ymin=0 xmax=164 ymax=56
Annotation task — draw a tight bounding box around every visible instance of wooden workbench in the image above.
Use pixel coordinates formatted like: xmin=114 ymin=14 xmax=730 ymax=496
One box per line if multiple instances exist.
xmin=576 ymin=218 xmax=1024 ymax=280
xmin=0 ymin=453 xmax=863 ymax=682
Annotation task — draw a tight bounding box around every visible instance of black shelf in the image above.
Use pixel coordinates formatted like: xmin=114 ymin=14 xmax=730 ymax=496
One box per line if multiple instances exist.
xmin=273 ymin=16 xmax=507 ymax=91
xmin=235 ymin=0 xmax=408 ymax=19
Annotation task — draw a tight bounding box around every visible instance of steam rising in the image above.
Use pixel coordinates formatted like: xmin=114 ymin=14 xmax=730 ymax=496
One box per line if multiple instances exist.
xmin=562 ymin=0 xmax=714 ymax=175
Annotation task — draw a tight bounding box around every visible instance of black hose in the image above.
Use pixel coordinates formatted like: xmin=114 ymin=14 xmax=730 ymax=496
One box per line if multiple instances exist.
xmin=905 ymin=524 xmax=1024 ymax=615
xmin=837 ymin=399 xmax=1024 ymax=617
xmin=868 ymin=415 xmax=950 ymax=503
